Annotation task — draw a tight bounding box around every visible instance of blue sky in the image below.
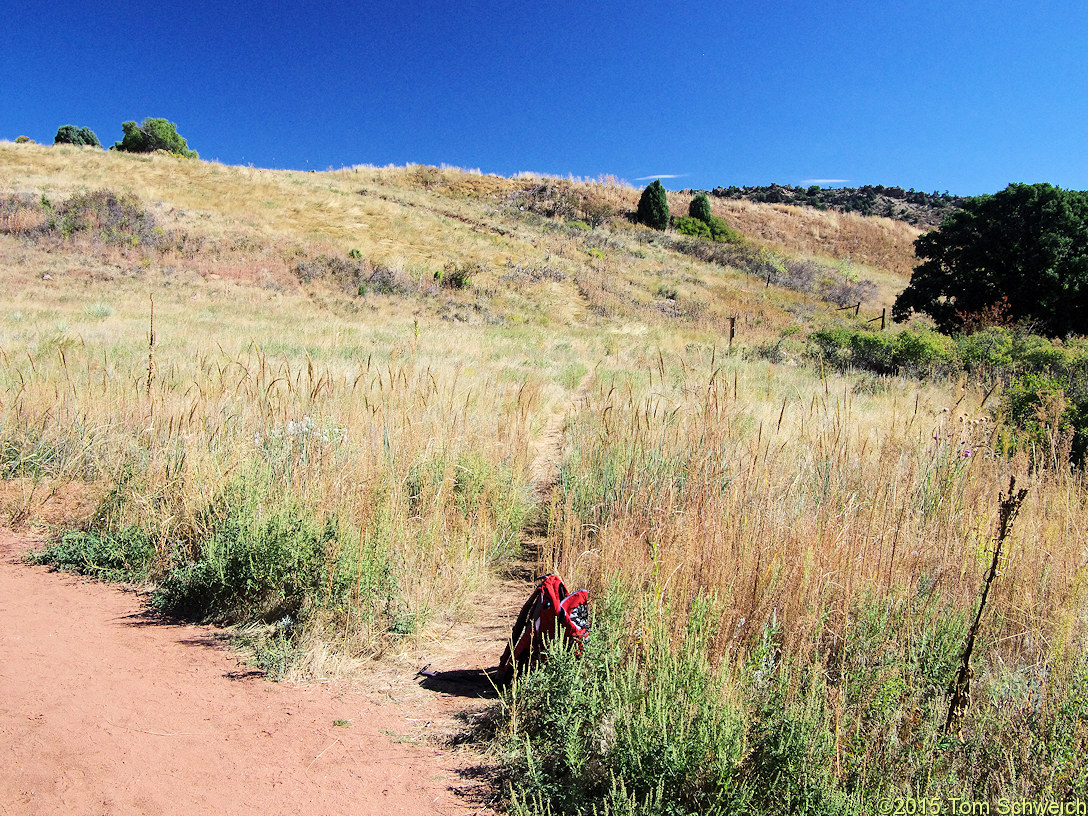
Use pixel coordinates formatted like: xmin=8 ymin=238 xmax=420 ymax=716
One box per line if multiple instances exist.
xmin=3 ymin=1 xmax=1086 ymax=195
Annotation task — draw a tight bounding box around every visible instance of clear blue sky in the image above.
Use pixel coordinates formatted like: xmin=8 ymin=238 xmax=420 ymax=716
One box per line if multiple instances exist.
xmin=3 ymin=1 xmax=1086 ymax=195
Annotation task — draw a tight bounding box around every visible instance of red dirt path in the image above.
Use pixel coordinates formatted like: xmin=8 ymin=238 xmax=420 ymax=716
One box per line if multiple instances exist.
xmin=0 ymin=532 xmax=481 ymax=816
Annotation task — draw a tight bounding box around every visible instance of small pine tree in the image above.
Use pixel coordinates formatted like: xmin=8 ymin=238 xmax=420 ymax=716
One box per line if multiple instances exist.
xmin=54 ymin=125 xmax=102 ymax=148
xmin=689 ymin=192 xmax=712 ymax=224
xmin=637 ymin=180 xmax=670 ymax=230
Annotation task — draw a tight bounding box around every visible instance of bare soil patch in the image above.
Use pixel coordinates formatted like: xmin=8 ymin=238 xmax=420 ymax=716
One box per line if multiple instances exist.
xmin=0 ymin=532 xmax=480 ymax=816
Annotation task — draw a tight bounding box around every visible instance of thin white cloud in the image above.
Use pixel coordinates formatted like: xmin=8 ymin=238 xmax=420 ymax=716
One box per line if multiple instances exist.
xmin=801 ymin=178 xmax=851 ymax=185
xmin=633 ymin=174 xmax=688 ymax=181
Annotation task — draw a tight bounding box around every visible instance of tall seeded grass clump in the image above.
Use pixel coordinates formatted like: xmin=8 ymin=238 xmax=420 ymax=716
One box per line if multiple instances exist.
xmin=2 ymin=304 xmax=538 ymax=653
xmin=519 ymin=350 xmax=1088 ymax=811
xmin=551 ymin=354 xmax=1085 ymax=659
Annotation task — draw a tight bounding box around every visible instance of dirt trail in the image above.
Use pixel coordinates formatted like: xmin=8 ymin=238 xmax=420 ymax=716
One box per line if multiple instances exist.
xmin=412 ymin=368 xmax=595 ymax=690
xmin=526 ymin=369 xmax=594 ymax=498
xmin=0 ymin=372 xmax=594 ymax=816
xmin=0 ymin=532 xmax=479 ymax=816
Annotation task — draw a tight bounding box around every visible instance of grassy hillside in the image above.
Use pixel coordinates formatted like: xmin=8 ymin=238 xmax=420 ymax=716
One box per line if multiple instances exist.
xmin=3 ymin=142 xmax=1086 ymax=813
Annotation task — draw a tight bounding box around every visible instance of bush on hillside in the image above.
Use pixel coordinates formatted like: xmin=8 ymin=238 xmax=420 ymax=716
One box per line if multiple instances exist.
xmin=436 ymin=260 xmax=475 ymax=289
xmin=689 ymin=191 xmax=713 ymax=224
xmin=673 ymin=214 xmax=743 ymax=243
xmin=505 ymin=182 xmax=580 ymax=220
xmin=112 ymin=117 xmax=197 ymax=158
xmin=0 ymin=189 xmax=178 ymax=251
xmin=673 ymin=215 xmax=712 ymax=239
xmin=293 ymin=253 xmax=417 ymax=296
xmin=707 ymin=215 xmax=742 ymax=243
xmin=49 ymin=189 xmax=174 ymax=249
xmin=54 ymin=125 xmax=102 ymax=148
xmin=637 ymin=180 xmax=670 ymax=230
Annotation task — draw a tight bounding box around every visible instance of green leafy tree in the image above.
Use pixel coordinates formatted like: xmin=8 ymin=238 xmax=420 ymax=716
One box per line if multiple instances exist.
xmin=111 ymin=118 xmax=198 ymax=158
xmin=689 ymin=192 xmax=712 ymax=224
xmin=637 ymin=179 xmax=670 ymax=230
xmin=54 ymin=125 xmax=102 ymax=148
xmin=893 ymin=183 xmax=1088 ymax=337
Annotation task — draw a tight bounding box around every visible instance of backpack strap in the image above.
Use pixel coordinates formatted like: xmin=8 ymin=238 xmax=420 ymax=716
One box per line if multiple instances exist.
xmin=497 ymin=574 xmax=589 ymax=684
xmin=499 ymin=575 xmax=555 ymax=680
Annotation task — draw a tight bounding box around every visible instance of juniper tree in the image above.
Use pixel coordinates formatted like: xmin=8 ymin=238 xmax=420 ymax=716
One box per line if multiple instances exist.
xmin=54 ymin=125 xmax=101 ymax=148
xmin=689 ymin=192 xmax=712 ymax=224
xmin=637 ymin=180 xmax=670 ymax=230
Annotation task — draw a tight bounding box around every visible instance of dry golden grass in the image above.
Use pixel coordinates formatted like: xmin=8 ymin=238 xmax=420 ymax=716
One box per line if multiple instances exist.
xmin=0 ymin=275 xmax=579 ymax=641
xmin=9 ymin=144 xmax=1087 ymax=811
xmin=546 ymin=352 xmax=1087 ymax=670
xmin=6 ymin=142 xmax=1064 ymax=672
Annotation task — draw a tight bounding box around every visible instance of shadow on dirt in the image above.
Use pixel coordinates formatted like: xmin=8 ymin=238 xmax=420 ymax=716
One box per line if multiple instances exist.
xmin=116 ymin=608 xmax=269 ymax=678
xmin=417 ymin=666 xmax=502 ymax=699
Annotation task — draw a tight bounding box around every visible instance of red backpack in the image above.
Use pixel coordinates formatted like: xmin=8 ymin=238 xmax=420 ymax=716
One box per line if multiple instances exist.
xmin=497 ymin=574 xmax=589 ymax=685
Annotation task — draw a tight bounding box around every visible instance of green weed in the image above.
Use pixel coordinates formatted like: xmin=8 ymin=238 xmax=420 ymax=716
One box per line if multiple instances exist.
xmin=27 ymin=527 xmax=155 ymax=582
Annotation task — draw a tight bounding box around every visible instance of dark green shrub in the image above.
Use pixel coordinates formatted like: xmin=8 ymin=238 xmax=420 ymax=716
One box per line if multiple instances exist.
xmin=809 ymin=327 xmax=855 ymax=371
xmin=849 ymin=331 xmax=895 ymax=374
xmin=637 ymin=180 xmax=670 ymax=230
xmin=54 ymin=125 xmax=102 ymax=148
xmin=1015 ymin=336 xmax=1074 ymax=375
xmin=689 ymin=192 xmax=712 ymax=224
xmin=812 ymin=328 xmax=950 ymax=376
xmin=112 ymin=117 xmax=197 ymax=158
xmin=953 ymin=326 xmax=1014 ymax=375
